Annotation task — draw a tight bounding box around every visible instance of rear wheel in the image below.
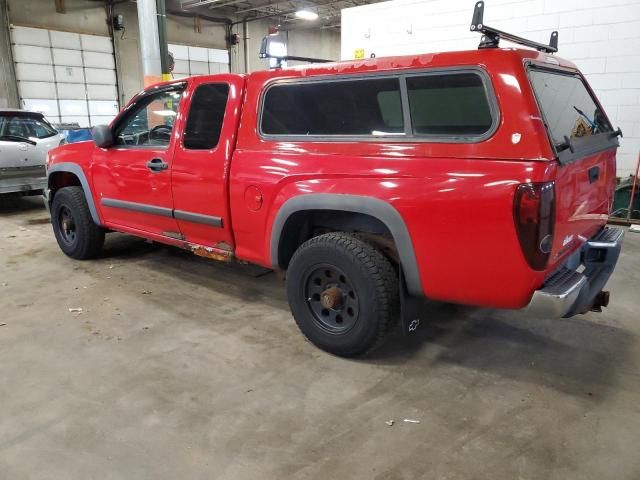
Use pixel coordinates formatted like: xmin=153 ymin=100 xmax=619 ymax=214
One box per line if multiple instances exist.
xmin=287 ymin=232 xmax=398 ymax=357
xmin=51 ymin=186 xmax=104 ymax=259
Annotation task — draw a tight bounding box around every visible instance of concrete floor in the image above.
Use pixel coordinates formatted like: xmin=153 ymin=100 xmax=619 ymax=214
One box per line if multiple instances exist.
xmin=1 ymin=196 xmax=639 ymax=480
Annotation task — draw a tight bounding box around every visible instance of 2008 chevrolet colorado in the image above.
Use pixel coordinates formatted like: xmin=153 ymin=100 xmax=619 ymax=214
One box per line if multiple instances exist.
xmin=44 ymin=14 xmax=624 ymax=356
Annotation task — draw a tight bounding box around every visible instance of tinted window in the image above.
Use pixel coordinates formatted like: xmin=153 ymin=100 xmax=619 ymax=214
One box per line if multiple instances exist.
xmin=114 ymin=88 xmax=183 ymax=147
xmin=261 ymin=77 xmax=404 ymax=136
xmin=529 ymin=69 xmax=611 ymax=145
xmin=407 ymin=73 xmax=493 ymax=136
xmin=184 ymin=83 xmax=229 ymax=150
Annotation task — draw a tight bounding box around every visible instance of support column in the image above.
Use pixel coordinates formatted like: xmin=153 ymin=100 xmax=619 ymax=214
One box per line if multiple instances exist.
xmin=156 ymin=0 xmax=171 ymax=81
xmin=136 ymin=0 xmax=162 ymax=86
xmin=0 ymin=0 xmax=19 ymax=108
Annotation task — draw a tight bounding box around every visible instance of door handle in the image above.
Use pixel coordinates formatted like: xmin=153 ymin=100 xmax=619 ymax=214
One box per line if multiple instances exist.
xmin=147 ymin=157 xmax=168 ymax=172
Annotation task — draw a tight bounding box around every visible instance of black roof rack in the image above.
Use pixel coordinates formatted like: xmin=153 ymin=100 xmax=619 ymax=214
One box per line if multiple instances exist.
xmin=470 ymin=1 xmax=558 ymax=53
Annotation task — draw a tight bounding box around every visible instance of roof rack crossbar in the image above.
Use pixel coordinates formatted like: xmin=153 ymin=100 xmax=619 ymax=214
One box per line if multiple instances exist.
xmin=470 ymin=1 xmax=558 ymax=53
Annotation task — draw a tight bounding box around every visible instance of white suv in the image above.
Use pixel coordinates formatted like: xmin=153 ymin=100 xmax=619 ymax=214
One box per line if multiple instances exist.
xmin=0 ymin=109 xmax=62 ymax=195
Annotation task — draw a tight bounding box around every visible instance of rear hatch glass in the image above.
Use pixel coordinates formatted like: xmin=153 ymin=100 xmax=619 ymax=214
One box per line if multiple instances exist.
xmin=528 ymin=67 xmax=616 ymax=164
xmin=527 ymin=66 xmax=619 ymax=268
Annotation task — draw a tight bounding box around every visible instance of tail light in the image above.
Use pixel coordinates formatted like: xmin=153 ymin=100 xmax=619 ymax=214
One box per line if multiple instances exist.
xmin=513 ymin=182 xmax=555 ymax=270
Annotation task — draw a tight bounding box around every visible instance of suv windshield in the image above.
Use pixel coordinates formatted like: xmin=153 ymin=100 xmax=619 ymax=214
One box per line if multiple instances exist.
xmin=0 ymin=114 xmax=58 ymax=140
xmin=528 ymin=68 xmax=612 ymax=146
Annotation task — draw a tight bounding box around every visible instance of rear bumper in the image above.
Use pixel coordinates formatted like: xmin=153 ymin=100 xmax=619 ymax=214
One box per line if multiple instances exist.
xmin=0 ymin=166 xmax=47 ymax=194
xmin=525 ymin=227 xmax=624 ymax=317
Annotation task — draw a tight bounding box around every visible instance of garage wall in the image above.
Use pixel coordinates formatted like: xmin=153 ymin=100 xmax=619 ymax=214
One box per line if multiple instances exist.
xmin=341 ymin=0 xmax=640 ymax=177
xmin=229 ymin=18 xmax=341 ymax=73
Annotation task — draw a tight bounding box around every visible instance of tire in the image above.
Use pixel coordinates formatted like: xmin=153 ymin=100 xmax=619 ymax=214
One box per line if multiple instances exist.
xmin=51 ymin=186 xmax=105 ymax=260
xmin=286 ymin=232 xmax=398 ymax=357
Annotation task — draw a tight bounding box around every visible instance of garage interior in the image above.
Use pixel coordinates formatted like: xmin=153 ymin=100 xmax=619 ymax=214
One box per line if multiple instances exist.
xmin=1 ymin=0 xmax=640 ymax=479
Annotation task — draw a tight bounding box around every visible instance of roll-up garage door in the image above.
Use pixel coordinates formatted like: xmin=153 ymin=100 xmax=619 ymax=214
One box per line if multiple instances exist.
xmin=10 ymin=26 xmax=119 ymax=128
xmin=168 ymin=43 xmax=229 ymax=79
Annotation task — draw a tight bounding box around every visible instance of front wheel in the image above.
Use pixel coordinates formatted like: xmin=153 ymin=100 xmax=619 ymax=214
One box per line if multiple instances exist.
xmin=286 ymin=232 xmax=398 ymax=357
xmin=51 ymin=186 xmax=105 ymax=260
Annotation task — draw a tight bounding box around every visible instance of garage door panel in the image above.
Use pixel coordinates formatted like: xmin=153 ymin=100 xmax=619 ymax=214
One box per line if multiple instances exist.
xmin=90 ymin=115 xmax=116 ymax=126
xmin=52 ymin=48 xmax=83 ymax=67
xmin=169 ymin=44 xmax=189 ymax=60
xmin=85 ymin=68 xmax=116 ymax=85
xmin=83 ymin=51 xmax=115 ymax=69
xmin=60 ymin=116 xmax=90 ymax=128
xmin=22 ymin=99 xmax=59 ymax=117
xmin=11 ymin=26 xmax=50 ymax=46
xmin=80 ymin=34 xmax=112 ymax=53
xmin=188 ymin=46 xmax=208 ymax=62
xmin=88 ymin=101 xmax=118 ymax=117
xmin=55 ymin=65 xmax=84 ymax=83
xmin=208 ymin=49 xmax=229 ymax=64
xmin=59 ymin=100 xmax=88 ymax=116
xmin=13 ymin=45 xmax=52 ymax=65
xmin=15 ymin=63 xmax=54 ymax=82
xmin=189 ymin=61 xmax=209 ymax=75
xmin=87 ymin=84 xmax=117 ymax=101
xmin=174 ymin=60 xmax=189 ymax=74
xmin=18 ymin=81 xmax=57 ymax=99
xmin=50 ymin=31 xmax=81 ymax=50
xmin=57 ymin=83 xmax=87 ymax=100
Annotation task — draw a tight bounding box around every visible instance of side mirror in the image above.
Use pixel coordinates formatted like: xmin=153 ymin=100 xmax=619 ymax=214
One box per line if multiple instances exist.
xmin=92 ymin=125 xmax=113 ymax=148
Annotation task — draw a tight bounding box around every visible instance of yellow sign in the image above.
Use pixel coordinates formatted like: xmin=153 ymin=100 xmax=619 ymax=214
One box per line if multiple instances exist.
xmin=354 ymin=48 xmax=365 ymax=60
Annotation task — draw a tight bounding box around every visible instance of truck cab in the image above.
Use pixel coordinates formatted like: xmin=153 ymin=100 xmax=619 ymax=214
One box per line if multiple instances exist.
xmin=44 ymin=41 xmax=624 ymax=356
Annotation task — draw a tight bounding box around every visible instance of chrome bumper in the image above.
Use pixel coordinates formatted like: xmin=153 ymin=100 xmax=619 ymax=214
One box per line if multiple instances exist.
xmin=525 ymin=227 xmax=624 ymax=318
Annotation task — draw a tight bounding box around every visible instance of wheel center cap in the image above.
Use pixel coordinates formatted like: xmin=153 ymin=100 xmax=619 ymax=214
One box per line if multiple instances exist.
xmin=320 ymin=287 xmax=343 ymax=309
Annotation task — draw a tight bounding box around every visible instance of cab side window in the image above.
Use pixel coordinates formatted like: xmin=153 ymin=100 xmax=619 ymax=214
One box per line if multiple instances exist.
xmin=114 ymin=88 xmax=184 ymax=147
xmin=183 ymin=83 xmax=230 ymax=150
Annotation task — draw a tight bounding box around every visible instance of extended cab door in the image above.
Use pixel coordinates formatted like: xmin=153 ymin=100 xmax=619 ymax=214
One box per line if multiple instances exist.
xmin=170 ymin=75 xmax=245 ymax=250
xmin=91 ymin=83 xmax=185 ymax=239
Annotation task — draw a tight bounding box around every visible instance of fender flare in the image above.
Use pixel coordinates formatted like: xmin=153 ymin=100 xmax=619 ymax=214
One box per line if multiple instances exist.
xmin=270 ymin=194 xmax=423 ymax=297
xmin=47 ymin=162 xmax=102 ymax=226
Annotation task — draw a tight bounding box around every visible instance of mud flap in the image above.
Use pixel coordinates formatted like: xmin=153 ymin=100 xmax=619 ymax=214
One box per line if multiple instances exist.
xmin=399 ymin=267 xmax=425 ymax=335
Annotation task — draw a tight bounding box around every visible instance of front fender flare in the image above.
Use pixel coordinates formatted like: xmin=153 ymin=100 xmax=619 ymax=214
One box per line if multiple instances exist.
xmin=270 ymin=194 xmax=423 ymax=297
xmin=47 ymin=162 xmax=102 ymax=226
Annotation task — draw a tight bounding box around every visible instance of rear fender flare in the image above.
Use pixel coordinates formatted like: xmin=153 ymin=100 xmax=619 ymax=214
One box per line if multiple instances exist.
xmin=270 ymin=194 xmax=423 ymax=297
xmin=47 ymin=162 xmax=102 ymax=226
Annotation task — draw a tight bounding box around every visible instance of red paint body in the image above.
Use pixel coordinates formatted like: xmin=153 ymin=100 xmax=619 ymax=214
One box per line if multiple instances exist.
xmin=47 ymin=48 xmax=617 ymax=310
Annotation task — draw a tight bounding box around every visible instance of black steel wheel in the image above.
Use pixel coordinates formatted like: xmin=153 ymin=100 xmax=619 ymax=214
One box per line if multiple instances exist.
xmin=57 ymin=205 xmax=77 ymax=248
xmin=287 ymin=232 xmax=398 ymax=357
xmin=51 ymin=186 xmax=105 ymax=260
xmin=304 ymin=264 xmax=360 ymax=334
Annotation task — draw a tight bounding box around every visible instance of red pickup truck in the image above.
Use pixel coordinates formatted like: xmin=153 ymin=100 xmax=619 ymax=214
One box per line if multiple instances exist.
xmin=44 ymin=40 xmax=624 ymax=356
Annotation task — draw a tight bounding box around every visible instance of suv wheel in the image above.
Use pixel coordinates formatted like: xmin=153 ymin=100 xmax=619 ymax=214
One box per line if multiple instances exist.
xmin=287 ymin=232 xmax=398 ymax=357
xmin=51 ymin=186 xmax=105 ymax=260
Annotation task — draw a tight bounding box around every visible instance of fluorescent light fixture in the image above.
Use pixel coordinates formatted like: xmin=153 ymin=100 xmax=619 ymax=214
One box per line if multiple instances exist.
xmin=152 ymin=110 xmax=177 ymax=117
xmin=295 ymin=8 xmax=319 ymax=20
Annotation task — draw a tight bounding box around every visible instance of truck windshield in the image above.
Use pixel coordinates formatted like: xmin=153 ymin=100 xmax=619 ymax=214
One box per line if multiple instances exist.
xmin=528 ymin=68 xmax=612 ymax=147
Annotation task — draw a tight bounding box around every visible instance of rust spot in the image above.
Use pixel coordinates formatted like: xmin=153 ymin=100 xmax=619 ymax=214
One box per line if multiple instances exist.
xmin=191 ymin=245 xmax=232 ymax=262
xmin=214 ymin=241 xmax=233 ymax=252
